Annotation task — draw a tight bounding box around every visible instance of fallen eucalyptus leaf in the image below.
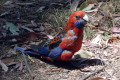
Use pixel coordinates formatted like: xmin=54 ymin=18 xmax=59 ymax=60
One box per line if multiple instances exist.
xmin=113 ymin=13 xmax=120 ymax=17
xmin=113 ymin=46 xmax=119 ymax=54
xmin=37 ymin=6 xmax=46 ymax=12
xmin=79 ymin=1 xmax=88 ymax=10
xmin=113 ymin=17 xmax=120 ymax=21
xmin=5 ymin=22 xmax=19 ymax=35
xmin=90 ymin=77 xmax=104 ymax=80
xmin=21 ymin=26 xmax=34 ymax=32
xmin=4 ymin=1 xmax=13 ymax=6
xmin=83 ymin=4 xmax=95 ymax=11
xmin=39 ymin=25 xmax=45 ymax=32
xmin=0 ymin=60 xmax=8 ymax=72
xmin=85 ymin=8 xmax=98 ymax=13
xmin=91 ymin=34 xmax=105 ymax=46
xmin=87 ymin=0 xmax=98 ymax=4
xmin=2 ymin=58 xmax=14 ymax=65
xmin=47 ymin=35 xmax=54 ymax=39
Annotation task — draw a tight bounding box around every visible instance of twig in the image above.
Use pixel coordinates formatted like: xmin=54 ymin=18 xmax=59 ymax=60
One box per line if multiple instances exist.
xmin=22 ymin=52 xmax=34 ymax=79
xmin=21 ymin=26 xmax=34 ymax=32
xmin=16 ymin=2 xmax=35 ymax=6
xmin=82 ymin=63 xmax=106 ymax=80
xmin=0 ymin=11 xmax=10 ymax=17
xmin=85 ymin=8 xmax=98 ymax=13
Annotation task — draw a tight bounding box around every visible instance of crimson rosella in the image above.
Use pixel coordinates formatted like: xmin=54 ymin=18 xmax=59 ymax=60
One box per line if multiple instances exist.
xmin=15 ymin=11 xmax=89 ymax=61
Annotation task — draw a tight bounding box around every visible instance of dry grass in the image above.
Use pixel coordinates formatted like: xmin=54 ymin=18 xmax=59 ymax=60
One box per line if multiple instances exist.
xmin=38 ymin=9 xmax=71 ymax=27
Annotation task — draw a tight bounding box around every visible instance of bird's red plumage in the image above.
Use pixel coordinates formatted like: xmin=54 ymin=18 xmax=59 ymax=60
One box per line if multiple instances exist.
xmin=57 ymin=28 xmax=83 ymax=61
xmin=54 ymin=11 xmax=86 ymax=61
xmin=15 ymin=11 xmax=87 ymax=61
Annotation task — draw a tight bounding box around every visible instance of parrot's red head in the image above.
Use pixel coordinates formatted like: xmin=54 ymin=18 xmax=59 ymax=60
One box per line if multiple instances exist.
xmin=64 ymin=11 xmax=88 ymax=31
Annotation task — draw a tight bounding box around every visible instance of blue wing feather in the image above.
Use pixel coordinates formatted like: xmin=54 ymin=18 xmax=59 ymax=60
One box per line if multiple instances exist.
xmin=15 ymin=46 xmax=50 ymax=56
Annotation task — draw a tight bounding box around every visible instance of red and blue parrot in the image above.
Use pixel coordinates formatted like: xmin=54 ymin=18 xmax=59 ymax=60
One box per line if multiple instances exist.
xmin=15 ymin=11 xmax=88 ymax=61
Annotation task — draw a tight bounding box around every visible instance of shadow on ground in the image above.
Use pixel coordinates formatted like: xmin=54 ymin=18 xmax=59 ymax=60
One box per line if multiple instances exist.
xmin=29 ymin=54 xmax=105 ymax=70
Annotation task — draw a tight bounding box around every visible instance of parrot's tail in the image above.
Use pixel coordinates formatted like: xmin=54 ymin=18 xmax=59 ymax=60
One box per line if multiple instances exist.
xmin=15 ymin=46 xmax=49 ymax=56
xmin=15 ymin=46 xmax=37 ymax=55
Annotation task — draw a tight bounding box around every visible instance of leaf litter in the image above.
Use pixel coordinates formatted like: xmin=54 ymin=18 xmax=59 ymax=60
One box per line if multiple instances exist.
xmin=0 ymin=0 xmax=120 ymax=80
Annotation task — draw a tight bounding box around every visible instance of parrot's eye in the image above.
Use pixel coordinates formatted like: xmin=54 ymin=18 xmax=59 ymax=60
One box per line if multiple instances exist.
xmin=75 ymin=16 xmax=80 ymax=20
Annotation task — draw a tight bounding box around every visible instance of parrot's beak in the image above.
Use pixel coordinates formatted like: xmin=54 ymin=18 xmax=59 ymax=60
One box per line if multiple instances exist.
xmin=83 ymin=14 xmax=89 ymax=22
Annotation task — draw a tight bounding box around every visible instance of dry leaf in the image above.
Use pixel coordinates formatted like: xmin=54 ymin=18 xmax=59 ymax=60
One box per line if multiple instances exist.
xmin=98 ymin=2 xmax=103 ymax=8
xmin=43 ymin=23 xmax=51 ymax=27
xmin=83 ymin=4 xmax=95 ymax=11
xmin=85 ymin=8 xmax=98 ymax=13
xmin=112 ymin=26 xmax=120 ymax=36
xmin=49 ymin=68 xmax=62 ymax=72
xmin=7 ymin=62 xmax=16 ymax=67
xmin=113 ymin=17 xmax=120 ymax=21
xmin=21 ymin=26 xmax=34 ymax=32
xmin=103 ymin=50 xmax=108 ymax=56
xmin=87 ymin=0 xmax=98 ymax=4
xmin=116 ymin=42 xmax=120 ymax=46
xmin=8 ymin=49 xmax=17 ymax=55
xmin=106 ymin=69 xmax=113 ymax=76
xmin=0 ymin=60 xmax=8 ymax=72
xmin=47 ymin=35 xmax=54 ymax=39
xmin=113 ymin=13 xmax=120 ymax=17
xmin=4 ymin=1 xmax=13 ymax=6
xmin=112 ymin=33 xmax=119 ymax=37
xmin=37 ymin=6 xmax=46 ymax=12
xmin=31 ymin=20 xmax=37 ymax=27
xmin=113 ymin=46 xmax=119 ymax=54
xmin=2 ymin=58 xmax=14 ymax=64
xmin=39 ymin=25 xmax=45 ymax=32
xmin=28 ymin=55 xmax=35 ymax=62
xmin=84 ymin=40 xmax=98 ymax=47
xmin=112 ymin=26 xmax=119 ymax=32
xmin=91 ymin=34 xmax=103 ymax=46
xmin=90 ymin=77 xmax=104 ymax=80
xmin=92 ymin=15 xmax=103 ymax=26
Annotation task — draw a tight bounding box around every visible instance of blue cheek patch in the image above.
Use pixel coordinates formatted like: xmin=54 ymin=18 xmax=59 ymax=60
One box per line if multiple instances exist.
xmin=74 ymin=19 xmax=84 ymax=29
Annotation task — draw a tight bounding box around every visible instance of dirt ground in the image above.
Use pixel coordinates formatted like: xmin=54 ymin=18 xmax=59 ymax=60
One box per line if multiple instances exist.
xmin=0 ymin=45 xmax=120 ymax=80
